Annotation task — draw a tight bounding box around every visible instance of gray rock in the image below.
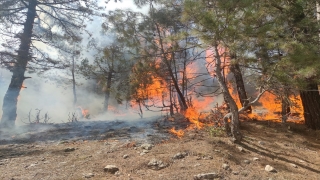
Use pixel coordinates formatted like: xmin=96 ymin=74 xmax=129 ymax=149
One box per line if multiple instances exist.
xmin=232 ymin=171 xmax=239 ymax=175
xmin=84 ymin=173 xmax=94 ymax=178
xmin=141 ymin=143 xmax=153 ymax=150
xmin=140 ymin=152 xmax=146 ymax=156
xmin=222 ymin=163 xmax=230 ymax=170
xmin=142 ymin=150 xmax=149 ymax=153
xmin=173 ymin=152 xmax=187 ymax=159
xmin=290 ymin=163 xmax=298 ymax=168
xmin=258 ymin=141 xmax=265 ymax=145
xmin=147 ymin=158 xmax=168 ymax=170
xmin=265 ymin=165 xmax=277 ymax=173
xmin=253 ymin=157 xmax=259 ymax=161
xmin=123 ymin=154 xmax=129 ymax=159
xmin=194 ymin=173 xmax=219 ymax=180
xmin=244 ymin=160 xmax=250 ymax=164
xmin=237 ymin=146 xmax=244 ymax=152
xmin=203 ymin=155 xmax=213 ymax=160
xmin=104 ymin=165 xmax=119 ymax=174
xmin=64 ymin=147 xmax=75 ymax=152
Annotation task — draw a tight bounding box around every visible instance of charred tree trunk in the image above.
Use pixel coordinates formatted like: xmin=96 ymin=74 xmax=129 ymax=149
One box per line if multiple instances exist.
xmin=0 ymin=0 xmax=37 ymax=128
xmin=230 ymin=62 xmax=252 ymax=113
xmin=213 ymin=45 xmax=242 ymax=142
xmin=300 ymin=83 xmax=320 ymax=130
xmin=104 ymin=71 xmax=113 ymax=112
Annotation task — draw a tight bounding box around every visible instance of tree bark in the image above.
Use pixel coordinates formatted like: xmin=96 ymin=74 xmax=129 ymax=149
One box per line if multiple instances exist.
xmin=0 ymin=0 xmax=37 ymax=128
xmin=213 ymin=45 xmax=242 ymax=142
xmin=72 ymin=55 xmax=77 ymax=106
xmin=300 ymin=83 xmax=320 ymax=130
xmin=230 ymin=62 xmax=252 ymax=113
xmin=104 ymin=71 xmax=113 ymax=112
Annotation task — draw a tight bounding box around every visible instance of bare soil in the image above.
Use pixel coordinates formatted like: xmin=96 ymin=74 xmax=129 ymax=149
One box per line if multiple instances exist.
xmin=0 ymin=118 xmax=320 ymax=180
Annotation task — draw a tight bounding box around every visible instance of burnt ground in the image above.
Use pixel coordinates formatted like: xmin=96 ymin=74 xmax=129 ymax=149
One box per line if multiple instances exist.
xmin=0 ymin=116 xmax=320 ymax=180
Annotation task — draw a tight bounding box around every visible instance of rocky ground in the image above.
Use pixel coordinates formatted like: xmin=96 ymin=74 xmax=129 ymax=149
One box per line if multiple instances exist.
xmin=0 ymin=117 xmax=320 ymax=180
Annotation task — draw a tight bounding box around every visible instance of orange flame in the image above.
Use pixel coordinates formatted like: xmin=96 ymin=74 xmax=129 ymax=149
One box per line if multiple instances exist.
xmin=169 ymin=127 xmax=184 ymax=138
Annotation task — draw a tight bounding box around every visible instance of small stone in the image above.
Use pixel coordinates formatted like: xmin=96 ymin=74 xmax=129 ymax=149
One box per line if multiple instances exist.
xmin=123 ymin=154 xmax=129 ymax=159
xmin=237 ymin=146 xmax=244 ymax=152
xmin=173 ymin=152 xmax=187 ymax=159
xmin=258 ymin=141 xmax=265 ymax=145
xmin=115 ymin=171 xmax=122 ymax=176
xmin=196 ymin=156 xmax=201 ymax=160
xmin=203 ymin=155 xmax=213 ymax=160
xmin=253 ymin=157 xmax=259 ymax=161
xmin=142 ymin=150 xmax=149 ymax=153
xmin=265 ymin=165 xmax=277 ymax=173
xmin=290 ymin=163 xmax=298 ymax=168
xmin=104 ymin=165 xmax=119 ymax=174
xmin=141 ymin=143 xmax=153 ymax=150
xmin=194 ymin=173 xmax=219 ymax=180
xmin=299 ymin=160 xmax=305 ymax=163
xmin=134 ymin=147 xmax=137 ymax=150
xmin=140 ymin=152 xmax=146 ymax=156
xmin=222 ymin=163 xmax=230 ymax=170
xmin=147 ymin=158 xmax=168 ymax=170
xmin=232 ymin=171 xmax=239 ymax=175
xmin=84 ymin=173 xmax=94 ymax=178
xmin=64 ymin=147 xmax=75 ymax=152
xmin=243 ymin=160 xmax=250 ymax=164
xmin=194 ymin=163 xmax=201 ymax=167
xmin=214 ymin=149 xmax=221 ymax=153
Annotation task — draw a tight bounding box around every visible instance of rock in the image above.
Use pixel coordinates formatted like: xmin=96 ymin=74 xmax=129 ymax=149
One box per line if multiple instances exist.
xmin=232 ymin=171 xmax=239 ymax=175
xmin=253 ymin=157 xmax=259 ymax=161
xmin=258 ymin=141 xmax=265 ymax=145
xmin=104 ymin=165 xmax=119 ymax=174
xmin=141 ymin=143 xmax=153 ymax=150
xmin=194 ymin=163 xmax=201 ymax=167
xmin=243 ymin=160 xmax=250 ymax=164
xmin=265 ymin=165 xmax=277 ymax=173
xmin=64 ymin=147 xmax=75 ymax=152
xmin=290 ymin=163 xmax=298 ymax=168
xmin=203 ymin=155 xmax=213 ymax=160
xmin=142 ymin=150 xmax=149 ymax=153
xmin=84 ymin=173 xmax=94 ymax=178
xmin=115 ymin=171 xmax=122 ymax=176
xmin=222 ymin=163 xmax=230 ymax=170
xmin=173 ymin=152 xmax=187 ymax=159
xmin=123 ymin=154 xmax=129 ymax=159
xmin=237 ymin=146 xmax=244 ymax=152
xmin=140 ymin=152 xmax=146 ymax=156
xmin=194 ymin=173 xmax=219 ymax=180
xmin=147 ymin=158 xmax=168 ymax=170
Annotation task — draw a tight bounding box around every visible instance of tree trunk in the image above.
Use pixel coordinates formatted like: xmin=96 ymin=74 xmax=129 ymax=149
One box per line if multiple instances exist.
xmin=230 ymin=62 xmax=252 ymax=113
xmin=72 ymin=55 xmax=77 ymax=106
xmin=213 ymin=45 xmax=242 ymax=142
xmin=0 ymin=0 xmax=37 ymax=128
xmin=154 ymin=23 xmax=188 ymax=112
xmin=104 ymin=71 xmax=113 ymax=112
xmin=300 ymin=83 xmax=320 ymax=130
xmin=281 ymin=95 xmax=290 ymax=123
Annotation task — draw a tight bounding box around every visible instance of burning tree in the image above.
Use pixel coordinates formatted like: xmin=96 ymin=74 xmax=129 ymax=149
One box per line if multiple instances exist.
xmin=0 ymin=0 xmax=100 ymax=128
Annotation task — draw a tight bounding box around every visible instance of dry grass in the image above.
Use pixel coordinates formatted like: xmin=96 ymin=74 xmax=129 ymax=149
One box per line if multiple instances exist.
xmin=0 ymin=120 xmax=319 ymax=180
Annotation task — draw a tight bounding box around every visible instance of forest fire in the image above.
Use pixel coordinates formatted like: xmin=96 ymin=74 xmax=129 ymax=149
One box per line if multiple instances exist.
xmin=169 ymin=127 xmax=184 ymax=138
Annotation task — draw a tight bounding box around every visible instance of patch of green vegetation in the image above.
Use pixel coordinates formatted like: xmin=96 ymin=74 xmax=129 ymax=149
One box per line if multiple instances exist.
xmin=207 ymin=126 xmax=226 ymax=137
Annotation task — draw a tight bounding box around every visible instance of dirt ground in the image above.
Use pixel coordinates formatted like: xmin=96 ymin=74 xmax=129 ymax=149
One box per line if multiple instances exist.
xmin=0 ymin=118 xmax=320 ymax=180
